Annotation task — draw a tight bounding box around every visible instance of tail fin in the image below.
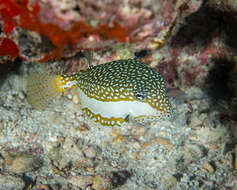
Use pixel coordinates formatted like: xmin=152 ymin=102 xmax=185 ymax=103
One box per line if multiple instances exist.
xmin=26 ymin=73 xmax=65 ymax=110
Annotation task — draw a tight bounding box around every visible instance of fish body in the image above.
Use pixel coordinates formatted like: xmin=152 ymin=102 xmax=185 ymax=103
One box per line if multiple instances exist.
xmin=26 ymin=58 xmax=172 ymax=126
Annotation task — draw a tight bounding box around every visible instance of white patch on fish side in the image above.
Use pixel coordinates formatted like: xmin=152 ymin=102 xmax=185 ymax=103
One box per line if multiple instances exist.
xmin=78 ymin=88 xmax=159 ymax=120
xmin=61 ymin=80 xmax=77 ymax=89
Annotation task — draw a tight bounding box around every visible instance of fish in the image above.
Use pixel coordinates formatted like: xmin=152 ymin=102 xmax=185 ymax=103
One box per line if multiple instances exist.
xmin=26 ymin=58 xmax=173 ymax=127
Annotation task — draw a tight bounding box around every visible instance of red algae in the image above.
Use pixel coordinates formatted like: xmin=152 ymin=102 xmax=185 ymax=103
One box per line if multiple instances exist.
xmin=39 ymin=21 xmax=137 ymax=62
xmin=3 ymin=20 xmax=15 ymax=35
xmin=0 ymin=0 xmax=21 ymax=18
xmin=0 ymin=38 xmax=19 ymax=59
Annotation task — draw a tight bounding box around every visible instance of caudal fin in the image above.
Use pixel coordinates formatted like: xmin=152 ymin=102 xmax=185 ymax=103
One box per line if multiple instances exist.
xmin=26 ymin=73 xmax=64 ymax=110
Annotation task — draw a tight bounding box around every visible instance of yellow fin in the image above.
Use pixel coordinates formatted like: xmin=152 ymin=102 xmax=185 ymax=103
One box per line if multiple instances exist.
xmin=26 ymin=73 xmax=64 ymax=110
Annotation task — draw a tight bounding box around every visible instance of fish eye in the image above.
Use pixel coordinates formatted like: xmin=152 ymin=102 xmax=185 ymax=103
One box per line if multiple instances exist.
xmin=134 ymin=92 xmax=146 ymax=101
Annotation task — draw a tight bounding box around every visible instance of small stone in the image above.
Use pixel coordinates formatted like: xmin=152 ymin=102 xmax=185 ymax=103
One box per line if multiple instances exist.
xmin=202 ymin=117 xmax=212 ymax=128
xmin=68 ymin=175 xmax=93 ymax=189
xmin=110 ymin=170 xmax=132 ymax=188
xmin=35 ymin=176 xmax=52 ymax=185
xmin=0 ymin=174 xmax=25 ymax=190
xmin=49 ymin=184 xmax=61 ymax=190
xmin=4 ymin=152 xmax=42 ymax=174
xmin=131 ymin=152 xmax=139 ymax=160
xmin=18 ymin=91 xmax=25 ymax=100
xmin=76 ymin=123 xmax=90 ymax=135
xmin=204 ymin=127 xmax=230 ymax=144
xmin=188 ymin=112 xmax=203 ymax=128
xmin=203 ymin=162 xmax=215 ymax=174
xmin=83 ymin=146 xmax=97 ymax=159
xmin=86 ymin=165 xmax=96 ymax=172
xmin=67 ymin=93 xmax=73 ymax=100
xmin=0 ymin=122 xmax=4 ymax=132
xmin=72 ymin=94 xmax=79 ymax=104
xmin=221 ymin=153 xmax=234 ymax=168
xmin=183 ymin=144 xmax=207 ymax=162
xmin=153 ymin=136 xmax=173 ymax=148
xmin=162 ymin=174 xmax=178 ymax=189
xmin=31 ymin=184 xmax=50 ymax=190
xmin=141 ymin=143 xmax=150 ymax=150
xmin=130 ymin=126 xmax=147 ymax=136
xmin=49 ymin=138 xmax=85 ymax=170
xmin=110 ymin=129 xmax=121 ymax=137
xmin=47 ymin=147 xmax=61 ymax=164
xmin=113 ymin=135 xmax=126 ymax=143
xmin=92 ymin=174 xmax=112 ymax=190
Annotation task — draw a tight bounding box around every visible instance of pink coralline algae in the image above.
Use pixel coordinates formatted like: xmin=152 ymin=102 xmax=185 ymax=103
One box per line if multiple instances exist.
xmin=0 ymin=0 xmax=202 ymax=63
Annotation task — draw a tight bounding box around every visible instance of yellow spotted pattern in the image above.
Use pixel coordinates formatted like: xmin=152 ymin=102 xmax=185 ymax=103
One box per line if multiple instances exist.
xmin=61 ymin=58 xmax=172 ymax=116
xmin=82 ymin=107 xmax=125 ymax=127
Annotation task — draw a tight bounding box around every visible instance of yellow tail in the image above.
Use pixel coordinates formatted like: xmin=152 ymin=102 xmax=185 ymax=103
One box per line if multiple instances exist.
xmin=26 ymin=73 xmax=66 ymax=110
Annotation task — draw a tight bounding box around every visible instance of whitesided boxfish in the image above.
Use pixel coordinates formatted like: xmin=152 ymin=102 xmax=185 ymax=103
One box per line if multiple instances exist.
xmin=26 ymin=58 xmax=172 ymax=126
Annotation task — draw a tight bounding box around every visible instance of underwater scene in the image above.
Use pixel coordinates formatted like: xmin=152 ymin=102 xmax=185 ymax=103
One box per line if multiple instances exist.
xmin=0 ymin=0 xmax=237 ymax=189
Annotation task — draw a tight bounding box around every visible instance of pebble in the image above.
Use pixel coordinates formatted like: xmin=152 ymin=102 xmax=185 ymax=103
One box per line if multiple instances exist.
xmin=188 ymin=112 xmax=203 ymax=128
xmin=153 ymin=136 xmax=173 ymax=148
xmin=49 ymin=138 xmax=86 ymax=170
xmin=0 ymin=174 xmax=25 ymax=190
xmin=72 ymin=94 xmax=79 ymax=104
xmin=77 ymin=123 xmax=90 ymax=134
xmin=130 ymin=152 xmax=138 ymax=160
xmin=141 ymin=143 xmax=150 ymax=150
xmin=92 ymin=174 xmax=112 ymax=190
xmin=35 ymin=176 xmax=53 ymax=186
xmin=67 ymin=93 xmax=73 ymax=100
xmin=31 ymin=184 xmax=50 ymax=190
xmin=49 ymin=184 xmax=61 ymax=190
xmin=18 ymin=91 xmax=25 ymax=100
xmin=110 ymin=129 xmax=121 ymax=137
xmin=162 ymin=174 xmax=178 ymax=189
xmin=47 ymin=147 xmax=61 ymax=164
xmin=83 ymin=146 xmax=97 ymax=159
xmin=183 ymin=144 xmax=206 ymax=161
xmin=206 ymin=127 xmax=230 ymax=144
xmin=68 ymin=175 xmax=93 ymax=189
xmin=4 ymin=152 xmax=42 ymax=174
xmin=112 ymin=135 xmax=126 ymax=143
xmin=202 ymin=117 xmax=212 ymax=128
xmin=0 ymin=122 xmax=3 ymax=131
xmin=202 ymin=162 xmax=215 ymax=174
xmin=222 ymin=152 xmax=234 ymax=169
xmin=110 ymin=170 xmax=132 ymax=188
xmin=131 ymin=127 xmax=147 ymax=136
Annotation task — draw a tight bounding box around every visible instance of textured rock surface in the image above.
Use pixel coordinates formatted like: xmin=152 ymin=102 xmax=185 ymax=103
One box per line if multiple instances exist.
xmin=0 ymin=175 xmax=25 ymax=190
xmin=0 ymin=62 xmax=236 ymax=189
